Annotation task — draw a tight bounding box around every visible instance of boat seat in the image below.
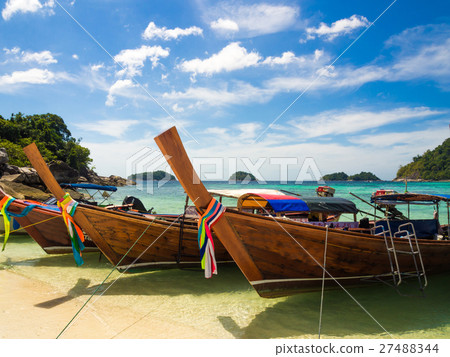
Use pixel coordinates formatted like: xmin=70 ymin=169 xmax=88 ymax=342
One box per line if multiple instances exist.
xmin=375 ymin=219 xmax=439 ymax=240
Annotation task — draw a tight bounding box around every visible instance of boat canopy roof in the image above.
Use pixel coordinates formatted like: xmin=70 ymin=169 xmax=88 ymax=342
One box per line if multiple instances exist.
xmin=299 ymin=196 xmax=358 ymax=214
xmin=238 ymin=193 xmax=308 ymax=212
xmin=60 ymin=183 xmax=118 ymax=192
xmin=209 ymin=188 xmax=286 ymax=199
xmin=237 ymin=193 xmax=358 ymax=213
xmin=372 ymin=192 xmax=450 ymax=205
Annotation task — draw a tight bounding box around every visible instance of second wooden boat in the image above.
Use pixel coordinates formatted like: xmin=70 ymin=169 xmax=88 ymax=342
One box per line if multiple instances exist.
xmin=0 ymin=188 xmax=97 ymax=254
xmin=154 ymin=127 xmax=450 ymax=298
xmin=22 ymin=143 xmax=232 ymax=270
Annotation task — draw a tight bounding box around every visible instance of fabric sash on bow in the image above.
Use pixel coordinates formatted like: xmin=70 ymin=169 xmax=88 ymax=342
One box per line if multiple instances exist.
xmin=58 ymin=193 xmax=85 ymax=266
xmin=1 ymin=194 xmax=47 ymax=251
xmin=197 ymin=198 xmax=226 ymax=278
xmin=0 ymin=195 xmax=14 ymax=251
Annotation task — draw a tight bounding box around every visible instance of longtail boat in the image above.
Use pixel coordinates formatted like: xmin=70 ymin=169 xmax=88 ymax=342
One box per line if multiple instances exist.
xmin=23 ymin=143 xmax=232 ymax=270
xmin=154 ymin=126 xmax=450 ymax=298
xmin=0 ymin=188 xmax=97 ymax=254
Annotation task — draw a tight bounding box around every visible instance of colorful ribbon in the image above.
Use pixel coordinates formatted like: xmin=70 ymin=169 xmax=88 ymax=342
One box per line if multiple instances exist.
xmin=197 ymin=198 xmax=225 ymax=278
xmin=1 ymin=194 xmax=48 ymax=251
xmin=1 ymin=195 xmax=14 ymax=251
xmin=58 ymin=193 xmax=85 ymax=266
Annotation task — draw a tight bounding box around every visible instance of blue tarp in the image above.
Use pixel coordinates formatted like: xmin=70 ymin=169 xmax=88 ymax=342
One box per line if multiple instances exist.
xmin=266 ymin=198 xmax=310 ymax=212
xmin=240 ymin=193 xmax=357 ymax=213
xmin=60 ymin=183 xmax=118 ymax=192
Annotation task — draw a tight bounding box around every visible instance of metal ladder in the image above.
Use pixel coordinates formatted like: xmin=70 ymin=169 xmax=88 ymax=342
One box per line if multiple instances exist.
xmin=372 ymin=221 xmax=427 ymax=292
xmin=393 ymin=222 xmax=427 ymax=292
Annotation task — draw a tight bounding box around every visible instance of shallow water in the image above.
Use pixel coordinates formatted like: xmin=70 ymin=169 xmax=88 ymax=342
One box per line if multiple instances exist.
xmin=1 ymin=181 xmax=450 ymax=338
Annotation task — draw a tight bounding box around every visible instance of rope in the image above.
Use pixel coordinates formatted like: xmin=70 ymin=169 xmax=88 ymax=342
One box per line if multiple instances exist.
xmin=0 ymin=214 xmax=60 ymax=238
xmin=318 ymin=225 xmax=329 ymax=339
xmin=57 ymin=197 xmax=200 ymax=338
xmin=1 ymin=195 xmax=60 ymax=250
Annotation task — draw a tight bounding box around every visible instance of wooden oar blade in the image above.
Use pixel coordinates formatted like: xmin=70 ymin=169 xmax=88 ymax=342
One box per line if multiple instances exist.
xmin=154 ymin=126 xmax=211 ymax=210
xmin=154 ymin=127 xmax=264 ymax=284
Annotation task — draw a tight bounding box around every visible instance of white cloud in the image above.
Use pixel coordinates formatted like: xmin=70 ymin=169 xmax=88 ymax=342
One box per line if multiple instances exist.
xmin=76 ymin=120 xmax=139 ymax=138
xmin=141 ymin=116 xmax=192 ymax=133
xmin=210 ymin=18 xmax=239 ymax=33
xmin=0 ymin=68 xmax=69 ymax=92
xmin=163 ymin=82 xmax=273 ymax=107
xmin=142 ymin=22 xmax=203 ymax=41
xmin=306 ymin=15 xmax=370 ymax=41
xmin=3 ymin=47 xmax=57 ymax=65
xmin=386 ymin=25 xmax=450 ymax=86
xmin=21 ymin=50 xmax=57 ymax=65
xmin=188 ymin=120 xmax=450 ymax=181
xmin=208 ymin=3 xmax=299 ymax=37
xmin=114 ymin=45 xmax=169 ymax=77
xmin=0 ymin=68 xmax=55 ymax=84
xmin=172 ymin=103 xmax=184 ymax=113
xmin=349 ymin=127 xmax=449 ymax=147
xmin=105 ymin=79 xmax=152 ymax=107
xmin=81 ymin=137 xmax=156 ymax=177
xmin=236 ymin=122 xmax=261 ymax=140
xmin=72 ymin=54 xmax=79 ymax=60
xmin=178 ymin=42 xmax=261 ymax=77
xmin=3 ymin=47 xmax=20 ymax=55
xmin=288 ymin=107 xmax=444 ymax=138
xmin=2 ymin=0 xmax=55 ymax=20
xmin=90 ymin=63 xmax=104 ymax=72
xmin=263 ymin=51 xmax=304 ymax=66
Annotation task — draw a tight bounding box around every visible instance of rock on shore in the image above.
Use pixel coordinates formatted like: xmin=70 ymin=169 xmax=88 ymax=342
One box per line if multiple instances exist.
xmin=0 ymin=148 xmax=127 ymax=201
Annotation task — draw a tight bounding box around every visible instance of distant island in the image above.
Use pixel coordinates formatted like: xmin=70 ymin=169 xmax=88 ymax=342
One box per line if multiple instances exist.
xmin=322 ymin=171 xmax=381 ymax=181
xmin=128 ymin=170 xmax=175 ymax=181
xmin=395 ymin=138 xmax=449 ymax=181
xmin=229 ymin=171 xmax=256 ymax=181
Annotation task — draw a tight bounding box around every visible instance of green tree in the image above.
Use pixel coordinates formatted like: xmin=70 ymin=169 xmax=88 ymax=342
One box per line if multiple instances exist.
xmin=229 ymin=171 xmax=256 ymax=181
xmin=0 ymin=113 xmax=92 ymax=170
xmin=396 ymin=138 xmax=450 ymax=180
xmin=322 ymin=172 xmax=349 ymax=181
xmin=348 ymin=172 xmax=380 ymax=181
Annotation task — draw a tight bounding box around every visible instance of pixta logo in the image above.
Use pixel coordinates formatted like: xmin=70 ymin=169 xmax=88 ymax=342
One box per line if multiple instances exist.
xmin=126 ymin=147 xmax=172 ymax=194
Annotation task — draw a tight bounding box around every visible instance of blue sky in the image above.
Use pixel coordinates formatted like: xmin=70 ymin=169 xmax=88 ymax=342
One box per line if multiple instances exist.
xmin=0 ymin=0 xmax=449 ymax=180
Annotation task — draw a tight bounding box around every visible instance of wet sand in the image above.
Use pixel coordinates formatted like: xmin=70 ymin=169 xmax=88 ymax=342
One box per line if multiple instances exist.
xmin=2 ymin=234 xmax=450 ymax=340
xmin=0 ymin=269 xmax=210 ymax=339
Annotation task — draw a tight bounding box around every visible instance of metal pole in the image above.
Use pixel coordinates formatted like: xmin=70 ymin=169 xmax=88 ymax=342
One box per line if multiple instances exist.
xmin=177 ymin=194 xmax=190 ymax=264
xmin=447 ymin=203 xmax=449 ymax=239
xmin=349 ymin=192 xmax=386 ymax=215
xmin=318 ymin=225 xmax=329 ymax=339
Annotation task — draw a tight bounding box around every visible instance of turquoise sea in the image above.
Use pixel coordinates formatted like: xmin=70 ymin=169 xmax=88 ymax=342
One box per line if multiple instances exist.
xmin=1 ymin=181 xmax=450 ymax=339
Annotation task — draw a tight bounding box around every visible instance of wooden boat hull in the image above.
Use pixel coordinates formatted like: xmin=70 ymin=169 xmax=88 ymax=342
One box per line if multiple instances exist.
xmin=70 ymin=204 xmax=232 ymax=270
xmin=0 ymin=190 xmax=97 ymax=254
xmin=221 ymin=210 xmax=450 ymax=297
xmin=153 ymin=126 xmax=450 ymax=298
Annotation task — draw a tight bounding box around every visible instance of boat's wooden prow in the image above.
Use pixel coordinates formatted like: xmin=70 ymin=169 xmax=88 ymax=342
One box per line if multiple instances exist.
xmin=23 ymin=143 xmax=66 ymax=200
xmin=155 ymin=126 xmax=265 ymax=287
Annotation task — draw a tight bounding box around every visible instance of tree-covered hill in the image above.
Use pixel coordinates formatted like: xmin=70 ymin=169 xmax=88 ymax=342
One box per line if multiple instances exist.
xmin=128 ymin=170 xmax=175 ymax=181
xmin=0 ymin=112 xmax=92 ymax=170
xmin=322 ymin=171 xmax=380 ymax=181
xmin=229 ymin=171 xmax=256 ymax=181
xmin=321 ymin=172 xmax=348 ymax=181
xmin=396 ymin=138 xmax=450 ymax=180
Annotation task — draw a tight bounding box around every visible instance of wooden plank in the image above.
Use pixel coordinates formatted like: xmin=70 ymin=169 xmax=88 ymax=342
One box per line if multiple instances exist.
xmin=154 ymin=126 xmax=264 ymax=283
